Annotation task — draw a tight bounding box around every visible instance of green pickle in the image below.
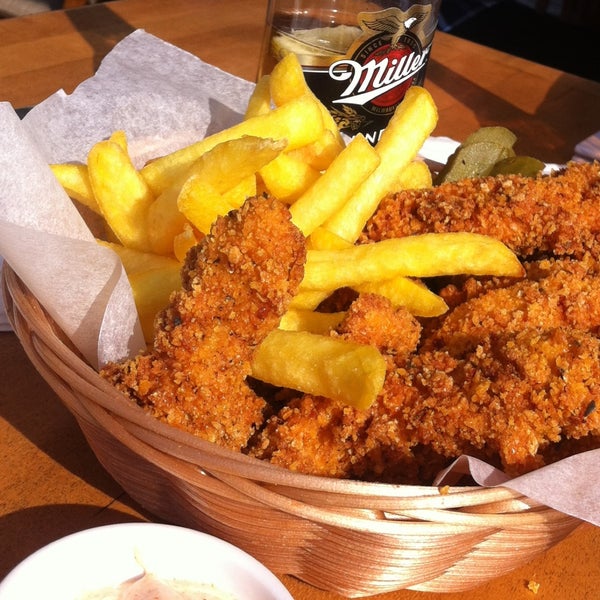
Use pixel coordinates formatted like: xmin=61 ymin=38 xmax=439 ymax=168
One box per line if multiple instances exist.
xmin=435 ymin=126 xmax=544 ymax=184
xmin=435 ymin=140 xmax=515 ymax=183
xmin=490 ymin=156 xmax=545 ymax=177
xmin=462 ymin=126 xmax=517 ymax=149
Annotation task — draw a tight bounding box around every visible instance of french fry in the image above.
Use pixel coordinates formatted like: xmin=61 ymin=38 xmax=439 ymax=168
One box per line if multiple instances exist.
xmin=50 ymin=163 xmax=99 ymax=213
xmin=244 ymin=74 xmax=272 ymax=119
xmin=96 ymin=240 xmax=182 ymax=341
xmin=140 ymin=94 xmax=325 ymax=196
xmin=188 ymin=136 xmax=286 ymax=193
xmin=323 ymin=86 xmax=438 ymax=242
xmin=129 ymin=264 xmax=182 ymax=342
xmin=307 ymin=226 xmax=353 ymax=251
xmin=290 ymin=134 xmax=380 ymax=237
xmin=87 ymin=139 xmax=154 ymax=251
xmin=306 ymin=226 xmax=447 ymax=316
xmin=269 ymin=52 xmax=309 ymax=106
xmin=177 ymin=136 xmax=286 ymax=233
xmin=354 ymin=277 xmax=448 ymax=317
xmin=305 ymin=161 xmax=423 ymax=258
xmin=97 ymin=239 xmax=180 ymax=275
xmin=222 ymin=174 xmax=257 ymax=209
xmin=292 ymin=232 xmax=347 ymax=311
xmin=149 ymin=137 xmax=282 ymax=253
xmin=269 ymin=52 xmax=344 ymax=146
xmin=279 ymin=308 xmax=345 ymax=334
xmin=303 ymin=233 xmax=524 ymax=290
xmin=147 ymin=183 xmax=188 ymax=256
xmin=251 ymin=329 xmax=386 ymax=409
xmin=259 ymin=153 xmax=321 ymax=203
xmin=173 ymin=223 xmax=199 ymax=262
xmin=288 ymin=289 xmax=331 ymax=311
xmin=287 ymin=129 xmax=345 ymax=171
xmin=391 ymin=159 xmax=433 ymax=191
xmin=109 ymin=129 xmax=129 ymax=152
xmin=177 ymin=177 xmax=234 ymax=235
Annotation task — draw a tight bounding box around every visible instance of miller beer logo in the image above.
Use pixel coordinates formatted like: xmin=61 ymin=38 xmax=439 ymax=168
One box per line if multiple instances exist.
xmin=329 ymin=8 xmax=430 ymax=115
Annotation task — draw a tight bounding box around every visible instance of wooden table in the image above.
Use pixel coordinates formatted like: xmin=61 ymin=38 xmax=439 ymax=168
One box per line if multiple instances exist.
xmin=1 ymin=1 xmax=599 ymax=599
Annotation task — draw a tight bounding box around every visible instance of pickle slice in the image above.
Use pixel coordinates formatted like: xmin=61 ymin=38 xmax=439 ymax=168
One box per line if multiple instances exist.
xmin=462 ymin=126 xmax=517 ymax=149
xmin=435 ymin=140 xmax=515 ymax=184
xmin=434 ymin=126 xmax=535 ymax=184
xmin=490 ymin=156 xmax=545 ymax=177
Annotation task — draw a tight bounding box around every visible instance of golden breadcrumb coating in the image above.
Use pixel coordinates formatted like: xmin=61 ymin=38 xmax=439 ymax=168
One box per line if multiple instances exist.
xmin=249 ymin=295 xmax=427 ymax=482
xmin=334 ymin=293 xmax=422 ymax=366
xmin=402 ymin=326 xmax=600 ymax=474
xmin=362 ymin=162 xmax=600 ymax=259
xmin=404 ymin=256 xmax=600 ymax=473
xmin=101 ymin=196 xmax=306 ymax=451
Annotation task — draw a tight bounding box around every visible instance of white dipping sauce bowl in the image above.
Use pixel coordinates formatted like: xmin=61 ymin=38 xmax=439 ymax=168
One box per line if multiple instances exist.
xmin=0 ymin=522 xmax=293 ymax=600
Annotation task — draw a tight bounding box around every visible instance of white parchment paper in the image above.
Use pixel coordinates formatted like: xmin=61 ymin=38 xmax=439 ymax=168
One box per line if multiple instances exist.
xmin=0 ymin=30 xmax=254 ymax=367
xmin=0 ymin=104 xmax=142 ymax=367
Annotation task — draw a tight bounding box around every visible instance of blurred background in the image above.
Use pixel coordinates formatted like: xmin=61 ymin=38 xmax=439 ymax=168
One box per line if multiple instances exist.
xmin=0 ymin=0 xmax=597 ymax=81
xmin=438 ymin=0 xmax=598 ymax=81
xmin=0 ymin=0 xmax=106 ymax=16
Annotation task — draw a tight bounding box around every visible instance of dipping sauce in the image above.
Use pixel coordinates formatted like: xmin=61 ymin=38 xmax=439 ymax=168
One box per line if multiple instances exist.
xmin=79 ymin=571 xmax=236 ymax=600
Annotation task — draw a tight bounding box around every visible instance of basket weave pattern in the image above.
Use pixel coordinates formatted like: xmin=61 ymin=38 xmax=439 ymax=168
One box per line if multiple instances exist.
xmin=2 ymin=264 xmax=581 ymax=597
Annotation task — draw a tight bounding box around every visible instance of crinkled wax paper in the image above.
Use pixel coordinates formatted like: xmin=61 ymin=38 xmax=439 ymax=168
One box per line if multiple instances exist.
xmin=0 ymin=30 xmax=253 ymax=367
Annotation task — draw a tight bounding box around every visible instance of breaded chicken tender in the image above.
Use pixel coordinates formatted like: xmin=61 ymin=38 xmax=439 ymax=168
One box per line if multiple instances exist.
xmin=363 ymin=162 xmax=600 ymax=259
xmin=249 ymin=295 xmax=426 ymax=481
xmin=422 ymin=255 xmax=600 ymax=355
xmin=101 ymin=196 xmax=306 ymax=451
xmin=402 ymin=327 xmax=600 ymax=474
xmin=404 ymin=256 xmax=600 ymax=474
xmin=335 ymin=293 xmax=422 ymax=366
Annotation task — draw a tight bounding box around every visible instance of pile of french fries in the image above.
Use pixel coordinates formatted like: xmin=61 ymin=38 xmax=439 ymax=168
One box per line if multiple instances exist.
xmin=50 ymin=53 xmax=523 ymax=410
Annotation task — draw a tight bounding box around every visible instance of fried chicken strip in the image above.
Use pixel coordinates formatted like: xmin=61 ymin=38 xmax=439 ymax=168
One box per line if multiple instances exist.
xmin=101 ymin=196 xmax=306 ymax=451
xmin=404 ymin=256 xmax=600 ymax=473
xmin=362 ymin=162 xmax=600 ymax=259
xmin=402 ymin=326 xmax=600 ymax=474
xmin=249 ymin=294 xmax=425 ymax=481
xmin=422 ymin=255 xmax=600 ymax=355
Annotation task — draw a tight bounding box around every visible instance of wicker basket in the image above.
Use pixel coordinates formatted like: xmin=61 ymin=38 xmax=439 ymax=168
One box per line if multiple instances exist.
xmin=2 ymin=263 xmax=581 ymax=597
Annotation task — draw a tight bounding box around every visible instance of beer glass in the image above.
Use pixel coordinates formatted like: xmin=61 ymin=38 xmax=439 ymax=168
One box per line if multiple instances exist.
xmin=258 ymin=0 xmax=441 ymax=144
